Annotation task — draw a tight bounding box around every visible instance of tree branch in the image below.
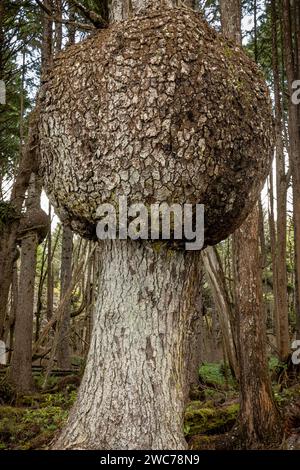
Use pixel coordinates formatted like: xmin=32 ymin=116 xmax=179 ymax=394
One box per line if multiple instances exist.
xmin=35 ymin=0 xmax=97 ymax=31
xmin=67 ymin=0 xmax=108 ymax=29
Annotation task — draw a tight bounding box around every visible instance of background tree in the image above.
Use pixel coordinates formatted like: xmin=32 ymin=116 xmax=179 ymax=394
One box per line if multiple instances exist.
xmin=220 ymin=0 xmax=282 ymax=448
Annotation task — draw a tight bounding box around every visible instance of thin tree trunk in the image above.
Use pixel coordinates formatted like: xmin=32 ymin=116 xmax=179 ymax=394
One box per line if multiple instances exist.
xmin=271 ymin=0 xmax=290 ymax=360
xmin=0 ymin=113 xmax=39 ymax=339
xmin=35 ymin=237 xmax=47 ymax=341
xmin=220 ymin=0 xmax=283 ymax=447
xmin=56 ymin=225 xmax=73 ymax=369
xmin=8 ymin=261 xmax=18 ymax=364
xmin=282 ymin=0 xmax=300 ymax=340
xmin=9 ymin=174 xmax=43 ymax=392
xmin=258 ymin=198 xmax=267 ymax=269
xmin=202 ymin=246 xmax=238 ymax=377
xmin=54 ymin=0 xmax=62 ymax=52
xmin=46 ymin=203 xmax=53 ymax=321
xmin=67 ymin=1 xmax=76 ymax=45
xmin=9 ymin=231 xmax=38 ymax=392
xmin=233 ymin=207 xmax=282 ymax=447
xmin=220 ymin=0 xmax=242 ymax=44
xmin=41 ymin=0 xmax=52 ymax=71
xmin=268 ymin=172 xmax=280 ymax=343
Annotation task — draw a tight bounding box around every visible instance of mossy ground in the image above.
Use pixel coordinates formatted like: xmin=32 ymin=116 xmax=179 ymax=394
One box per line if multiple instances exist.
xmin=0 ymin=375 xmax=78 ymax=450
xmin=187 ymin=361 xmax=300 ymax=450
xmin=185 ymin=362 xmax=239 ymax=449
xmin=0 ymin=362 xmax=299 ymax=450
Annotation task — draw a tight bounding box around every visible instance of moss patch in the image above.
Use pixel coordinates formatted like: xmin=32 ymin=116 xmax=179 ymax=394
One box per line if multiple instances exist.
xmin=0 ymin=389 xmax=77 ymax=449
xmin=184 ymin=400 xmax=239 ymax=438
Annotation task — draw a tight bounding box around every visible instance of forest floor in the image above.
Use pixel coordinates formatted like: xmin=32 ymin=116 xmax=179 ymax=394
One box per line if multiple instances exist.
xmin=0 ymin=361 xmax=300 ymax=450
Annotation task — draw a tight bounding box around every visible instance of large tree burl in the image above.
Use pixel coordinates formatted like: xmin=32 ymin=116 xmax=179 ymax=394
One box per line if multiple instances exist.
xmin=39 ymin=7 xmax=273 ymax=245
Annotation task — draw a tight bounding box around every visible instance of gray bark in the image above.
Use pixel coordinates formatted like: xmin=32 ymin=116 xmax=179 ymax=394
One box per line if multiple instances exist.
xmin=202 ymin=246 xmax=238 ymax=377
xmin=54 ymin=240 xmax=202 ymax=450
xmin=56 ymin=225 xmax=73 ymax=369
xmin=283 ymin=0 xmax=300 ymax=340
xmin=220 ymin=0 xmax=242 ymax=44
xmin=110 ymin=0 xmax=197 ymax=21
xmin=271 ymin=0 xmax=289 ymax=360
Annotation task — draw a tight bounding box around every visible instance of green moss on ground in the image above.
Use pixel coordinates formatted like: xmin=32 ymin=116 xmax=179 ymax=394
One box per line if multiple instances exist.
xmin=0 ymin=377 xmax=77 ymax=450
xmin=1 ymin=362 xmax=299 ymax=450
xmin=0 ymin=404 xmax=68 ymax=449
xmin=184 ymin=400 xmax=239 ymax=439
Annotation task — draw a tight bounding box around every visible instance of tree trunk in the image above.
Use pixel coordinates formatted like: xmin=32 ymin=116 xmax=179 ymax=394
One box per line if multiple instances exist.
xmin=268 ymin=170 xmax=280 ymax=343
xmin=110 ymin=0 xmax=196 ymax=21
xmin=282 ymin=0 xmax=300 ymax=340
xmin=220 ymin=0 xmax=283 ymax=448
xmin=271 ymin=0 xmax=289 ymax=360
xmin=9 ymin=231 xmax=38 ymax=392
xmin=9 ymin=174 xmax=43 ymax=392
xmin=46 ymin=203 xmax=53 ymax=321
xmin=233 ymin=208 xmax=282 ymax=447
xmin=7 ymin=261 xmax=18 ymax=364
xmin=220 ymin=0 xmax=242 ymax=44
xmin=0 ymin=112 xmax=39 ymax=340
xmin=202 ymin=246 xmax=238 ymax=378
xmin=56 ymin=225 xmax=73 ymax=369
xmin=258 ymin=198 xmax=267 ymax=269
xmin=41 ymin=0 xmax=52 ymax=71
xmin=54 ymin=0 xmax=62 ymax=52
xmin=54 ymin=240 xmax=202 ymax=450
xmin=53 ymin=0 xmax=205 ymax=449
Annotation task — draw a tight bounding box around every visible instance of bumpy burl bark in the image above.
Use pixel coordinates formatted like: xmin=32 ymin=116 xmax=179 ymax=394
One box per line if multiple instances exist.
xmin=39 ymin=7 xmax=273 ymax=245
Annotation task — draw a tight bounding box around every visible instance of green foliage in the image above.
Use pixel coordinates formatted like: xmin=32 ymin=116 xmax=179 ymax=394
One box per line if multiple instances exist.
xmin=23 ymin=406 xmax=68 ymax=431
xmin=21 ymin=391 xmax=77 ymax=409
xmin=0 ymin=1 xmax=42 ymax=182
xmin=0 ymin=201 xmax=18 ymax=231
xmin=0 ymin=389 xmax=77 ymax=450
xmin=0 ymin=379 xmax=16 ymax=405
xmin=269 ymin=356 xmax=280 ymax=374
xmin=0 ymin=404 xmax=63 ymax=450
xmin=199 ymin=362 xmax=236 ymax=388
xmin=34 ymin=374 xmax=58 ymax=390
